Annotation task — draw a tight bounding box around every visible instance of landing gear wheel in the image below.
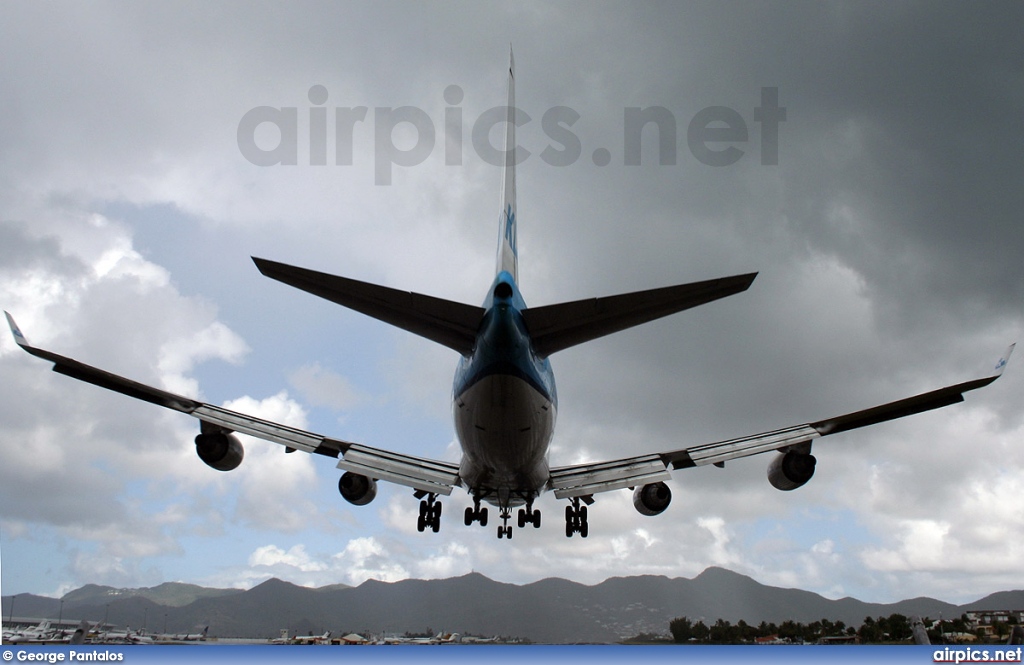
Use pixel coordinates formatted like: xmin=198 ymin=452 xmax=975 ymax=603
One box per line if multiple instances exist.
xmin=465 ymin=501 xmax=489 ymax=528
xmin=563 ymin=498 xmax=590 ymax=538
xmin=497 ymin=505 xmax=513 ymax=540
xmin=416 ymin=493 xmax=442 ymax=533
xmin=517 ymin=509 xmax=526 ymax=528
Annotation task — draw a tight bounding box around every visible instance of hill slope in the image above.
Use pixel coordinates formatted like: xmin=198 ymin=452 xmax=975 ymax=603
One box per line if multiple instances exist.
xmin=3 ymin=568 xmax=1017 ymax=643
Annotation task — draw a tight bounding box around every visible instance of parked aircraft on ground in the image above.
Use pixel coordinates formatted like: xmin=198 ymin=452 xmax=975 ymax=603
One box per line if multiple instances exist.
xmin=5 ymin=51 xmax=1013 ymax=540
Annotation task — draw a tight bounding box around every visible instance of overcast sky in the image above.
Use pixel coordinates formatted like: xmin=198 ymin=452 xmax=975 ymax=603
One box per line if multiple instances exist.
xmin=2 ymin=1 xmax=1022 ymax=607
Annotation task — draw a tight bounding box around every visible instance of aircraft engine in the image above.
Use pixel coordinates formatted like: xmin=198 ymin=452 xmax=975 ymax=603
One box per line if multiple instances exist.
xmin=632 ymin=482 xmax=672 ymax=516
xmin=338 ymin=472 xmax=377 ymax=506
xmin=195 ymin=432 xmax=244 ymax=471
xmin=767 ymin=450 xmax=816 ymax=491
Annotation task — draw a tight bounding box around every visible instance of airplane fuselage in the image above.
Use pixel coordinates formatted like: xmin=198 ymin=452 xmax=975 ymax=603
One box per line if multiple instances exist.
xmin=452 ymin=271 xmax=557 ymax=507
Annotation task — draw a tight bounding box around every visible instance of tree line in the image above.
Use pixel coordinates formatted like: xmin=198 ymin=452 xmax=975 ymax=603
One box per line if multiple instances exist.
xmin=667 ymin=613 xmax=977 ymax=644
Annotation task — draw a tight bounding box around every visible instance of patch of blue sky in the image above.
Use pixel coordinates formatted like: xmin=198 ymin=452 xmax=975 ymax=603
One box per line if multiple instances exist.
xmin=741 ymin=507 xmax=874 ymax=551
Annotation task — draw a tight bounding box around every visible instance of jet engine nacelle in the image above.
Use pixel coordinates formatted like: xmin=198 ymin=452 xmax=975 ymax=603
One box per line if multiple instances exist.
xmin=632 ymin=482 xmax=672 ymax=516
xmin=338 ymin=472 xmax=377 ymax=506
xmin=195 ymin=432 xmax=244 ymax=471
xmin=767 ymin=450 xmax=816 ymax=491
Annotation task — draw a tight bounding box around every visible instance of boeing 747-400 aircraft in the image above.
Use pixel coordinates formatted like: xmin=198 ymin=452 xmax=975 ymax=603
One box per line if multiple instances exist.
xmin=5 ymin=52 xmax=1013 ymax=540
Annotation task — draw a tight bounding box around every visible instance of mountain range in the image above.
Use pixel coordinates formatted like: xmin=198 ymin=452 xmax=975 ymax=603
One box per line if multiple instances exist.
xmin=4 ymin=567 xmax=1022 ymax=643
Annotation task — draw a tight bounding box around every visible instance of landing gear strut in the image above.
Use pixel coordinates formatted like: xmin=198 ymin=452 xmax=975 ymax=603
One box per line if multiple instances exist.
xmin=564 ymin=498 xmax=588 ymax=538
xmin=416 ymin=492 xmax=442 ymax=533
xmin=497 ymin=506 xmax=513 ymax=539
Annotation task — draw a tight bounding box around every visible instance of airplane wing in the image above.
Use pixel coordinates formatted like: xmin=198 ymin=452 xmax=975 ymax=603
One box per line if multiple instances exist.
xmin=549 ymin=344 xmax=1014 ymax=499
xmin=253 ymin=257 xmax=485 ymax=356
xmin=522 ymin=272 xmax=757 ymax=358
xmin=4 ymin=311 xmax=461 ymax=496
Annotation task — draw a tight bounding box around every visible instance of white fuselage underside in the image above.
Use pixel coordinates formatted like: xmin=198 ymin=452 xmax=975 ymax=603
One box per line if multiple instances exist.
xmin=453 ymin=373 xmax=556 ymax=506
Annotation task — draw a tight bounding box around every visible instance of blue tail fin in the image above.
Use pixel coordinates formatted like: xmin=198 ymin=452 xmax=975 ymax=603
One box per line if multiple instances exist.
xmin=496 ymin=46 xmax=518 ymax=283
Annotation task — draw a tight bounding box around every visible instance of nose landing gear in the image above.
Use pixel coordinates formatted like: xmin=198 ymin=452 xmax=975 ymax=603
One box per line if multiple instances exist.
xmin=497 ymin=506 xmax=513 ymax=539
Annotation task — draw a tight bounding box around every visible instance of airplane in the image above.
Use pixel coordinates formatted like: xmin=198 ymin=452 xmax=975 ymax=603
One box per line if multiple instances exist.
xmin=93 ymin=625 xmax=153 ymax=644
xmin=291 ymin=630 xmax=331 ymax=645
xmin=911 ymin=615 xmax=931 ymax=645
xmin=3 ymin=50 xmax=1014 ymax=541
xmin=155 ymin=625 xmax=209 ymax=643
xmin=4 ymin=620 xmax=54 ymax=644
xmin=68 ymin=620 xmax=91 ymax=645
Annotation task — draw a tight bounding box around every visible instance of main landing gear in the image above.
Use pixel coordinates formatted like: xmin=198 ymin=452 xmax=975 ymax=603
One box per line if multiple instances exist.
xmin=416 ymin=492 xmax=442 ymax=533
xmin=517 ymin=503 xmax=541 ymax=529
xmin=464 ymin=498 xmax=489 ymax=527
xmin=565 ymin=497 xmax=589 ymax=538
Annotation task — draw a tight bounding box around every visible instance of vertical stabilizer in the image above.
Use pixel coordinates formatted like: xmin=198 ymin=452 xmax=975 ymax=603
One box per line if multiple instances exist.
xmin=496 ymin=46 xmax=518 ymax=283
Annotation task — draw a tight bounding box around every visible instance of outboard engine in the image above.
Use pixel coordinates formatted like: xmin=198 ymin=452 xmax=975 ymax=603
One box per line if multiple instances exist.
xmin=338 ymin=472 xmax=377 ymax=506
xmin=767 ymin=450 xmax=816 ymax=491
xmin=195 ymin=432 xmax=244 ymax=471
xmin=632 ymin=482 xmax=672 ymax=516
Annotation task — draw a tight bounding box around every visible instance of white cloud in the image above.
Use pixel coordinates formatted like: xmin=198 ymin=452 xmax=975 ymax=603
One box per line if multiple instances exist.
xmin=248 ymin=544 xmax=326 ymax=572
xmin=333 ymin=537 xmax=410 ymax=586
xmin=159 ymin=322 xmax=249 ymax=397
xmin=414 ymin=542 xmax=473 ymax=579
xmin=221 ymin=392 xmax=322 ymax=532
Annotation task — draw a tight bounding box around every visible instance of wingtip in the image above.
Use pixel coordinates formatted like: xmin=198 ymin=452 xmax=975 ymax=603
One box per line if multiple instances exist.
xmin=251 ymin=256 xmax=273 ymax=276
xmin=993 ymin=343 xmax=1015 ymax=377
xmin=4 ymin=310 xmax=30 ymax=348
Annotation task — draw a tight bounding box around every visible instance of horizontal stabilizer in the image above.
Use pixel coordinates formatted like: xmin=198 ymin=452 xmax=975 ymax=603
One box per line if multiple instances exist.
xmin=253 ymin=258 xmax=485 ymax=356
xmin=522 ymin=272 xmax=757 ymax=357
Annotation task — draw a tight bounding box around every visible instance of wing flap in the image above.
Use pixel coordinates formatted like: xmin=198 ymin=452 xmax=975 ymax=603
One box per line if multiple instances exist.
xmin=523 ymin=273 xmax=757 ymax=358
xmin=192 ymin=404 xmax=331 ymax=454
xmin=337 ymin=444 xmax=461 ymax=495
xmin=253 ymin=258 xmax=485 ymax=356
xmin=549 ymin=454 xmax=670 ymax=499
xmin=664 ymin=424 xmax=822 ymax=469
